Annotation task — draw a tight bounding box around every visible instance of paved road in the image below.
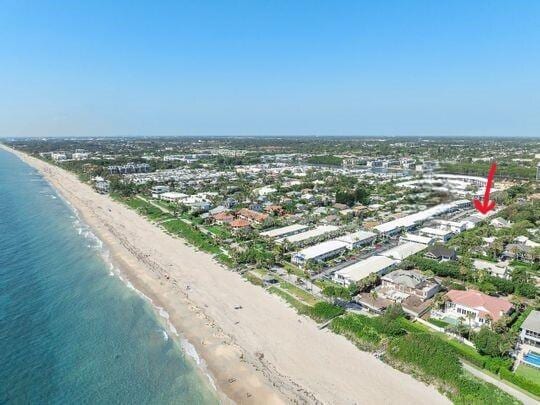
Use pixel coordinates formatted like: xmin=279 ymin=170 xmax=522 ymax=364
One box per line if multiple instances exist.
xmin=462 ymin=362 xmax=538 ymax=405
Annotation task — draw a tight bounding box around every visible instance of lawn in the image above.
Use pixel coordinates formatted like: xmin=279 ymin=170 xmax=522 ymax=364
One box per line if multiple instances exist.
xmin=207 ymin=225 xmax=232 ymax=239
xmin=162 ymin=219 xmax=221 ymax=255
xmin=516 ymin=364 xmax=540 ymax=385
xmin=123 ymin=197 xmax=170 ymax=221
xmin=281 ymin=262 xmax=307 ymax=278
xmin=277 ymin=279 xmax=319 ymax=306
xmin=268 ymin=286 xmax=308 ymax=313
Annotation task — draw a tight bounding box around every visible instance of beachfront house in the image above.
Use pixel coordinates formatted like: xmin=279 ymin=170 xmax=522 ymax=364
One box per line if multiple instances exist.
xmin=434 ymin=289 xmax=513 ymax=329
xmin=517 ymin=311 xmax=540 ymax=369
xmin=520 ymin=311 xmax=540 ymax=349
xmin=379 ymin=270 xmax=440 ymax=301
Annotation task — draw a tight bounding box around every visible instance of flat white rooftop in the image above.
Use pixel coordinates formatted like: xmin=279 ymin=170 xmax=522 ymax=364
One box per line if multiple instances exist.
xmin=335 ymin=230 xmax=376 ymax=245
xmin=374 ymin=200 xmax=469 ymax=234
xmin=419 ymin=227 xmax=453 ymax=236
xmin=379 ymin=242 xmax=427 ymax=261
xmin=279 ymin=225 xmax=339 ymax=244
xmin=335 ymin=255 xmax=398 ymax=282
xmin=401 ymin=233 xmax=433 ymax=245
xmin=260 ymin=224 xmax=309 ymax=238
xmin=295 ymin=240 xmax=348 ymax=260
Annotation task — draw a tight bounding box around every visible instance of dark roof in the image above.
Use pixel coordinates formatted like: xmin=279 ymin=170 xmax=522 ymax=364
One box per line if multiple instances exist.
xmin=425 ymin=244 xmax=456 ymax=258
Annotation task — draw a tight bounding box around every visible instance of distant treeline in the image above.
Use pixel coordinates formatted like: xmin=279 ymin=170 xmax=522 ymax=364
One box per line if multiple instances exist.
xmin=306 ymin=155 xmax=343 ymax=166
xmin=440 ymin=162 xmax=536 ymax=179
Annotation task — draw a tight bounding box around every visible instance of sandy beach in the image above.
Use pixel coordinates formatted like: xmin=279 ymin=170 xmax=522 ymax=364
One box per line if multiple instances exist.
xmin=3 ymin=145 xmax=450 ymax=405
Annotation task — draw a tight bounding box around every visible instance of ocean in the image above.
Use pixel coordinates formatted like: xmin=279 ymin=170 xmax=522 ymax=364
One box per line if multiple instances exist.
xmin=0 ymin=149 xmax=218 ymax=404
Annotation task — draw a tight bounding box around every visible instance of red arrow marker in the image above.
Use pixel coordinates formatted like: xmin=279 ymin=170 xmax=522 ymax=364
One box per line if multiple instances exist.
xmin=473 ymin=162 xmax=497 ymax=215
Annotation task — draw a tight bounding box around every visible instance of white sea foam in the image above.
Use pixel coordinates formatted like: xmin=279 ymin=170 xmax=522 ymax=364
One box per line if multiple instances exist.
xmin=56 ymin=185 xmax=217 ymax=394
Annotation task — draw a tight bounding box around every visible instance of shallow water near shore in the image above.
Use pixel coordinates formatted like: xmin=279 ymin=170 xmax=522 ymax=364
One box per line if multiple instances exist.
xmin=0 ymin=149 xmax=218 ymax=404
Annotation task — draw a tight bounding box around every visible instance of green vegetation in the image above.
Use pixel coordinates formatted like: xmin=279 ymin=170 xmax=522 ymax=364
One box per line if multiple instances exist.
xmin=123 ymin=197 xmax=169 ymax=221
xmin=304 ymin=302 xmax=344 ymax=322
xmin=428 ymin=318 xmax=450 ymax=328
xmin=387 ymin=333 xmax=518 ymax=404
xmin=500 ymin=367 xmax=540 ymax=397
xmin=268 ymin=286 xmax=309 ymax=313
xmin=162 ymin=219 xmax=221 ymax=254
xmin=441 ymin=162 xmax=536 ymax=179
xmin=306 ymin=155 xmax=343 ymax=166
xmin=335 ymin=187 xmax=370 ymax=206
xmin=405 ymin=254 xmax=538 ymax=298
xmin=245 ymin=272 xmax=264 ymax=286
xmin=278 ymin=280 xmax=319 ymax=306
xmin=515 ymin=364 xmax=540 ymax=386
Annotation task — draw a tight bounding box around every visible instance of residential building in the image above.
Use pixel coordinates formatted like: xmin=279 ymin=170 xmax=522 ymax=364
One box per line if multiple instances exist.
xmin=379 ymin=270 xmax=440 ymax=301
xmin=333 ymin=255 xmax=398 ymax=286
xmin=379 ymin=242 xmax=427 ymax=261
xmin=334 ymin=230 xmax=377 ymax=250
xmin=437 ymin=289 xmax=513 ymax=328
xmin=212 ymin=211 xmax=234 ymax=224
xmin=230 ymin=218 xmax=251 ymax=231
xmin=520 ymin=311 xmax=540 ymax=348
xmin=151 ymin=185 xmax=170 ymax=198
xmin=94 ymin=178 xmax=110 ymax=194
xmin=418 ymin=227 xmax=453 ymax=242
xmin=237 ymin=208 xmax=269 ymax=224
xmin=473 ymin=259 xmax=511 ymax=279
xmin=278 ymin=225 xmax=339 ymax=245
xmin=424 ymin=245 xmax=457 ymax=261
xmin=292 ymin=240 xmax=348 ymax=266
xmin=160 ymin=192 xmax=188 ymax=203
xmin=260 ymin=224 xmax=309 ymax=239
xmin=400 ymin=233 xmax=434 ymax=245
xmin=490 ymin=217 xmax=512 ymax=229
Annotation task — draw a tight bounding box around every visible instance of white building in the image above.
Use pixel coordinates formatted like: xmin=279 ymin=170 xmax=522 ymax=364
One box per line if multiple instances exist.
xmin=400 ymin=233 xmax=434 ymax=245
xmin=292 ymin=240 xmax=348 ymax=266
xmin=418 ymin=227 xmax=454 ymax=242
xmin=278 ymin=225 xmax=339 ymax=245
xmin=260 ymin=224 xmax=309 ymax=239
xmin=333 ymin=256 xmax=398 ymax=286
xmin=72 ymin=152 xmax=90 ymax=160
xmin=374 ymin=200 xmax=470 ymax=237
xmin=473 ymin=259 xmax=511 ymax=279
xmin=160 ymin=192 xmax=188 ymax=202
xmin=434 ymin=289 xmax=514 ymax=329
xmin=151 ymin=185 xmax=170 ymax=198
xmin=51 ymin=152 xmax=67 ymax=162
xmin=379 ymin=242 xmax=427 ymax=261
xmin=334 ymin=230 xmax=377 ymax=249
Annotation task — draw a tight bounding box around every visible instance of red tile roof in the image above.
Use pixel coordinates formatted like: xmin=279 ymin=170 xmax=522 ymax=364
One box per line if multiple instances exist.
xmin=213 ymin=211 xmax=234 ymax=222
xmin=237 ymin=208 xmax=268 ymax=223
xmin=446 ymin=289 xmax=513 ymax=322
xmin=230 ymin=218 xmax=251 ymax=229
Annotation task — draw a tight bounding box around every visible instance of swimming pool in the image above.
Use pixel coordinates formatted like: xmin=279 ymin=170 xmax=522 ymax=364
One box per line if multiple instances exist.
xmin=523 ymin=351 xmax=540 ymax=368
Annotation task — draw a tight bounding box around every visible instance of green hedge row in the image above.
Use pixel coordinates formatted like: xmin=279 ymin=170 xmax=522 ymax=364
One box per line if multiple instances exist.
xmin=499 ymin=367 xmax=540 ymax=398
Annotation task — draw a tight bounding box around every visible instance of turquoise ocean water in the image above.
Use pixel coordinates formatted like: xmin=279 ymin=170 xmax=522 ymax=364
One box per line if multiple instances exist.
xmin=0 ymin=149 xmax=218 ymax=404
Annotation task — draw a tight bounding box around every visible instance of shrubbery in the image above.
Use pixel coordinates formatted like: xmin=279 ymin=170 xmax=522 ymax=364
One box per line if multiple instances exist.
xmin=499 ymin=367 xmax=540 ymax=397
xmin=303 ymin=302 xmax=344 ymax=322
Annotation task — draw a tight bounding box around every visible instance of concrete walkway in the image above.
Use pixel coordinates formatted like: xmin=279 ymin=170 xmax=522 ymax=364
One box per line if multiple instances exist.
xmin=462 ymin=362 xmax=538 ymax=405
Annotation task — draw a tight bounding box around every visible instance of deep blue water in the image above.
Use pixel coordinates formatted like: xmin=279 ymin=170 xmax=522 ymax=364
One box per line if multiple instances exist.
xmin=0 ymin=150 xmax=217 ymax=404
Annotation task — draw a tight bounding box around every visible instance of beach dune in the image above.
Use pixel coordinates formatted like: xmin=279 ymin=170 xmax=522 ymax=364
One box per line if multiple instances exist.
xmin=5 ymin=145 xmax=449 ymax=405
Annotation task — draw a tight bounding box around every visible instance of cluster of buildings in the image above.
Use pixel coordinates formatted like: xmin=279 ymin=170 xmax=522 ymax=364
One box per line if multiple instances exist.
xmin=107 ymin=163 xmax=151 ymax=175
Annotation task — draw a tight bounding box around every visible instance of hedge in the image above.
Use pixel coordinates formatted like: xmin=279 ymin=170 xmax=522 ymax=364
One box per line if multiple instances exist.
xmin=499 ymin=367 xmax=540 ymax=398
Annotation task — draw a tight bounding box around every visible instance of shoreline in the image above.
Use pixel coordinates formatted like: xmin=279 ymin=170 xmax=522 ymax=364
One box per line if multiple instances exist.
xmin=2 ymin=145 xmax=450 ymax=405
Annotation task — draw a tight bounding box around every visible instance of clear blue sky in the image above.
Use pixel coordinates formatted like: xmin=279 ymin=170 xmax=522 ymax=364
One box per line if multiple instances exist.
xmin=1 ymin=1 xmax=539 ymax=137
